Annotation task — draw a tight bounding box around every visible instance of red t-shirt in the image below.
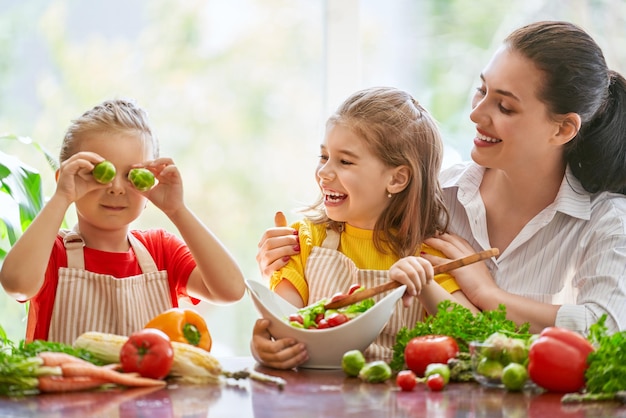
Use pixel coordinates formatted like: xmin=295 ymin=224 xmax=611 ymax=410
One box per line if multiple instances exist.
xmin=27 ymin=229 xmax=198 ymax=341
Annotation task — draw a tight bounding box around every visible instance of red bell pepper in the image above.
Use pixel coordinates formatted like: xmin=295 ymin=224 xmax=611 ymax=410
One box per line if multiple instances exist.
xmin=527 ymin=327 xmax=594 ymax=393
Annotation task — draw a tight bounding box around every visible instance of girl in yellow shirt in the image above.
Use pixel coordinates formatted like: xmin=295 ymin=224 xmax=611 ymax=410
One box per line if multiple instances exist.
xmin=253 ymin=87 xmax=477 ymax=369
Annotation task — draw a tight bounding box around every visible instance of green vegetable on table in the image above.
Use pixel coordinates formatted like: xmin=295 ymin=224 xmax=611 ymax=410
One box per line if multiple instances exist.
xmin=447 ymin=352 xmax=473 ymax=382
xmin=482 ymin=332 xmax=529 ymax=364
xmin=358 ymin=360 xmax=392 ymax=383
xmin=502 ymin=363 xmax=528 ymax=391
xmin=342 ymin=349 xmax=366 ymax=377
xmin=476 ymin=357 xmax=504 ymax=380
xmin=583 ymin=315 xmax=626 ymax=395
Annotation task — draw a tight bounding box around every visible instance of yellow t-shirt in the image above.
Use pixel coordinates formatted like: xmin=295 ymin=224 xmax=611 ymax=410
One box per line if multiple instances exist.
xmin=269 ymin=220 xmax=460 ymax=304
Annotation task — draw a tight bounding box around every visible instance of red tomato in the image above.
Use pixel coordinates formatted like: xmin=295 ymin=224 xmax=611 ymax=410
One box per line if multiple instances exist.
xmin=288 ymin=314 xmax=303 ymax=324
xmin=317 ymin=319 xmax=330 ymax=329
xmin=120 ymin=328 xmax=174 ymax=380
xmin=404 ymin=335 xmax=459 ymax=377
xmin=426 ymin=374 xmax=445 ymax=391
xmin=396 ymin=370 xmax=417 ymax=392
xmin=330 ymin=292 xmax=347 ymax=303
xmin=326 ymin=313 xmax=349 ymax=327
xmin=348 ymin=284 xmax=362 ymax=294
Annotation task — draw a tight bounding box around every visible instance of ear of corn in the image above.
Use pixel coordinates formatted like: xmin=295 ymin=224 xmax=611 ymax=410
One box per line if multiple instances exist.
xmin=73 ymin=331 xmax=125 ymax=364
xmin=168 ymin=341 xmax=222 ymax=384
xmin=73 ymin=331 xmax=222 ymax=384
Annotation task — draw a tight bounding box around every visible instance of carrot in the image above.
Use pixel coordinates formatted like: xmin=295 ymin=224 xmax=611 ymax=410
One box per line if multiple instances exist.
xmin=38 ymin=351 xmax=166 ymax=388
xmin=38 ymin=375 xmax=111 ymax=392
xmin=38 ymin=351 xmax=94 ymax=367
xmin=274 ymin=211 xmax=288 ymax=227
xmin=60 ymin=363 xmax=166 ymax=387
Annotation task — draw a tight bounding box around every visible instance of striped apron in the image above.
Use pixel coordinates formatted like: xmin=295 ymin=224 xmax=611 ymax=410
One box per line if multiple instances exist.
xmin=305 ymin=228 xmax=424 ymax=361
xmin=45 ymin=229 xmax=173 ymax=344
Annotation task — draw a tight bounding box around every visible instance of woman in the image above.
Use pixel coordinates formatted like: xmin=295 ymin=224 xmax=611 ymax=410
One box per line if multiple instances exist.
xmin=255 ymin=21 xmax=626 ymax=343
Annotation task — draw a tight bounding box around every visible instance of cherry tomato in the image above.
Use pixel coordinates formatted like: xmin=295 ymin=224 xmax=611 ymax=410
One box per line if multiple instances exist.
xmin=424 ymin=363 xmax=451 ymax=384
xmin=348 ymin=284 xmax=363 ymax=294
xmin=314 ymin=313 xmax=325 ymax=324
xmin=404 ymin=335 xmax=459 ymax=377
xmin=317 ymin=319 xmax=330 ymax=329
xmin=396 ymin=370 xmax=417 ymax=392
xmin=330 ymin=292 xmax=348 ymax=303
xmin=426 ymin=374 xmax=445 ymax=391
xmin=120 ymin=328 xmax=174 ymax=380
xmin=326 ymin=313 xmax=349 ymax=327
xmin=288 ymin=314 xmax=303 ymax=324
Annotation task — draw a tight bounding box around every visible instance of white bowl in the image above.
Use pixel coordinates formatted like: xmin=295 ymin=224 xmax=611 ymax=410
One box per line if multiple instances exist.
xmin=245 ymin=279 xmax=406 ymax=369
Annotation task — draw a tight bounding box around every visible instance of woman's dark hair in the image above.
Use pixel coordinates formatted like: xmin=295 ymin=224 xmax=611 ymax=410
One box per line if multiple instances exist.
xmin=505 ymin=21 xmax=626 ymax=194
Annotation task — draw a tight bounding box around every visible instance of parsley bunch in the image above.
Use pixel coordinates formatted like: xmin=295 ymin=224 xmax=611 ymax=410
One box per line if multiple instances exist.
xmin=585 ymin=315 xmax=626 ymax=394
xmin=390 ymin=300 xmax=530 ymax=371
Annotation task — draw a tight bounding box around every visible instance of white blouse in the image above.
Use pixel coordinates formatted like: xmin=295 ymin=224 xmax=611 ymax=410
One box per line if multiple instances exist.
xmin=440 ymin=162 xmax=626 ymax=334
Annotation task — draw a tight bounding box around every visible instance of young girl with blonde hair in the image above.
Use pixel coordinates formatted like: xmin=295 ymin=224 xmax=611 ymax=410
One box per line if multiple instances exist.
xmin=0 ymin=98 xmax=245 ymax=344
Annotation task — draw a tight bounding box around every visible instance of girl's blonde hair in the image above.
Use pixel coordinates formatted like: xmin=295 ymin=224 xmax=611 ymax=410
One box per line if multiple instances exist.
xmin=305 ymin=86 xmax=449 ymax=258
xmin=59 ymin=98 xmax=158 ymax=162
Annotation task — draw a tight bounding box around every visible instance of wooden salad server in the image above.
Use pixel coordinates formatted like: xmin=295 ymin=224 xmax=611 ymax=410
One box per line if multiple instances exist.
xmin=323 ymin=248 xmax=500 ymax=310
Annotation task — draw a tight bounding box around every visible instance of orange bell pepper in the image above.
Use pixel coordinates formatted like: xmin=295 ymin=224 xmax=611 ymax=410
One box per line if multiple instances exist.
xmin=145 ymin=308 xmax=212 ymax=351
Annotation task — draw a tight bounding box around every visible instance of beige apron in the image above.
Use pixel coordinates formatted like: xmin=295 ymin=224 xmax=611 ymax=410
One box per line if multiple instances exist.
xmin=45 ymin=229 xmax=173 ymax=344
xmin=305 ymin=228 xmax=424 ymax=361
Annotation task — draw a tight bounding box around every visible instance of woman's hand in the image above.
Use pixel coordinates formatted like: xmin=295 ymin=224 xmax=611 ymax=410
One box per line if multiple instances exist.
xmin=423 ymin=233 xmax=498 ymax=306
xmin=250 ymin=319 xmax=308 ymax=370
xmin=388 ymin=256 xmax=434 ymax=307
xmin=256 ymin=228 xmax=300 ymax=280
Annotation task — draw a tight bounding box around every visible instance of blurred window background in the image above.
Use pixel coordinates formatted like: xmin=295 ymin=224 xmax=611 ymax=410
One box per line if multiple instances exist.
xmin=0 ymin=0 xmax=624 ymax=355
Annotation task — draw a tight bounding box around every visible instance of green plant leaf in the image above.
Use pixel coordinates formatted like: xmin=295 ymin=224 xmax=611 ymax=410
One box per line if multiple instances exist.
xmin=0 ymin=150 xmax=44 ymax=229
xmin=0 ymin=133 xmax=58 ymax=172
xmin=0 ymin=194 xmax=19 ymax=246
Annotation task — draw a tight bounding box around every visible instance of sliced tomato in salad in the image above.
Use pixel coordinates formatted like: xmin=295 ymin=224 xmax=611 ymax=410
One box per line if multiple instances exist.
xmin=285 ymin=285 xmax=375 ymax=330
xmin=348 ymin=284 xmax=363 ymax=294
xmin=327 ymin=313 xmax=349 ymax=327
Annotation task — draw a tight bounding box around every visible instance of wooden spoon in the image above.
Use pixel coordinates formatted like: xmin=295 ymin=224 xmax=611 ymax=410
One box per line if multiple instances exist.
xmin=323 ymin=247 xmax=500 ymax=310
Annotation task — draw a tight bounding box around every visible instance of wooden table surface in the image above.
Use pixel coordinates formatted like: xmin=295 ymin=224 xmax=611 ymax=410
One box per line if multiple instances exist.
xmin=1 ymin=357 xmax=625 ymax=418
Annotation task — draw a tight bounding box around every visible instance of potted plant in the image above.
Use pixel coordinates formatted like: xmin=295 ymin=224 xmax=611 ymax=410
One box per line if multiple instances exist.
xmin=0 ymin=134 xmax=57 ymax=260
xmin=0 ymin=134 xmax=57 ymax=341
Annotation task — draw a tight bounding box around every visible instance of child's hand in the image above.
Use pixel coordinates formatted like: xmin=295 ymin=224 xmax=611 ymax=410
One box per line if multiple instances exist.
xmin=55 ymin=152 xmax=112 ymax=203
xmin=389 ymin=256 xmax=434 ymax=307
xmin=138 ymin=158 xmax=184 ymax=215
xmin=251 ymin=319 xmax=308 ymax=370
